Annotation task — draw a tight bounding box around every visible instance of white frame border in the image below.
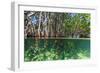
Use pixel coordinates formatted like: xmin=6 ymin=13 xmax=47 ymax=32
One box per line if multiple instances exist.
xmin=11 ymin=2 xmax=97 ymax=71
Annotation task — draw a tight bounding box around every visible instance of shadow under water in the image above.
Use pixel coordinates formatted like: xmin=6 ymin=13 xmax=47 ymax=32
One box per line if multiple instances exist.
xmin=24 ymin=38 xmax=90 ymax=61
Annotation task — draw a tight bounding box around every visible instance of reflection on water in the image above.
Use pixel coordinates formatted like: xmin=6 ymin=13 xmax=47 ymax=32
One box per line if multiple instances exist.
xmin=24 ymin=38 xmax=90 ymax=61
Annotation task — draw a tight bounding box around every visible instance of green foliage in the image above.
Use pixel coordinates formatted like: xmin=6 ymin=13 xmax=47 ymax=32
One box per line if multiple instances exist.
xmin=63 ymin=13 xmax=90 ymax=38
xmin=24 ymin=11 xmax=90 ymax=39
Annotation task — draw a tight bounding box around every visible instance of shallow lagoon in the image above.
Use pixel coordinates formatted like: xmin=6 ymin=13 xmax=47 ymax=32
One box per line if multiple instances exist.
xmin=24 ymin=38 xmax=90 ymax=61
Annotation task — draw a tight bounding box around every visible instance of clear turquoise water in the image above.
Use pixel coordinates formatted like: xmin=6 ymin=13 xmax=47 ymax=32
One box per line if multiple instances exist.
xmin=24 ymin=38 xmax=90 ymax=61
